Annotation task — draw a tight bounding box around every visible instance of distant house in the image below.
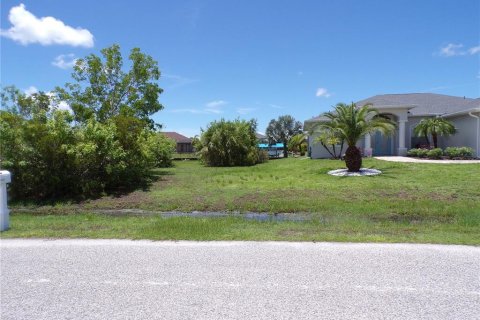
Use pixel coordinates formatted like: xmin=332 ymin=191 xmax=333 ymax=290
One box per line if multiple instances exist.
xmin=163 ymin=132 xmax=194 ymax=153
xmin=305 ymin=93 xmax=480 ymax=158
xmin=256 ymin=132 xmax=268 ymax=144
xmin=258 ymin=143 xmax=284 ymax=158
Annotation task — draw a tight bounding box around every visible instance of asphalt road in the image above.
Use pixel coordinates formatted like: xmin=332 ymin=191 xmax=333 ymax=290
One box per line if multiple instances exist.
xmin=1 ymin=239 xmax=479 ymax=320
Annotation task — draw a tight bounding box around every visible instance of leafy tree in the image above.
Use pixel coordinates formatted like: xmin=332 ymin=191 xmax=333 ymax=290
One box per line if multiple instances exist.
xmin=199 ymin=119 xmax=260 ymax=166
xmin=320 ymin=103 xmax=396 ymax=172
xmin=414 ymin=118 xmax=456 ymax=148
xmin=56 ymin=44 xmax=163 ymax=128
xmin=265 ymin=115 xmax=302 ymax=158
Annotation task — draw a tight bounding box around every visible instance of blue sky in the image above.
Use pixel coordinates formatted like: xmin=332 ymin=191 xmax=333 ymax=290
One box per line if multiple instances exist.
xmin=1 ymin=0 xmax=479 ymax=137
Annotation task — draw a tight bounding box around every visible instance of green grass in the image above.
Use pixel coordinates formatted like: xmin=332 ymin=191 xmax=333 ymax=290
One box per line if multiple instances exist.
xmin=3 ymin=158 xmax=480 ymax=244
xmin=3 ymin=213 xmax=479 ymax=244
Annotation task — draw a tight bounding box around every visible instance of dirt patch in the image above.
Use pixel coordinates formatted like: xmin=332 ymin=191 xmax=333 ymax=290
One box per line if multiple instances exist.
xmin=83 ymin=190 xmax=154 ymax=209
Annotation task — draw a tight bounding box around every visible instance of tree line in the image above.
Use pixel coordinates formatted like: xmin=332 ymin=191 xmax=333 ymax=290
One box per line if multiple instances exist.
xmin=0 ymin=45 xmax=174 ymax=200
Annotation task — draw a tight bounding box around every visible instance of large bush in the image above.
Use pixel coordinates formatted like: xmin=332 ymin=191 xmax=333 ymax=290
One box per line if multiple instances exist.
xmin=199 ymin=119 xmax=262 ymax=166
xmin=0 ymin=45 xmax=174 ymax=201
xmin=0 ymin=102 xmax=174 ymax=200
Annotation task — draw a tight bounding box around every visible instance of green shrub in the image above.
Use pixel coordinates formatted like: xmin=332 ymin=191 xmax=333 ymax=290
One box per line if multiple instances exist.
xmin=0 ymin=92 xmax=174 ymax=200
xmin=427 ymin=148 xmax=443 ymax=159
xmin=199 ymin=119 xmax=260 ymax=167
xmin=444 ymin=147 xmax=474 ymax=159
xmin=146 ymin=133 xmax=175 ymax=168
xmin=407 ymin=148 xmax=420 ymax=157
xmin=417 ymin=148 xmax=429 ymax=158
xmin=408 ymin=148 xmax=430 ymax=158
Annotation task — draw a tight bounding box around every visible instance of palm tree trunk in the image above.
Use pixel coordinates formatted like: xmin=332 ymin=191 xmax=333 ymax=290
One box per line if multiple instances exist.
xmin=424 ymin=134 xmax=430 ymax=146
xmin=432 ymin=133 xmax=438 ymax=148
xmin=283 ymin=140 xmax=288 ymax=158
xmin=340 ymin=140 xmax=345 ymax=160
xmin=345 ymin=146 xmax=362 ymax=172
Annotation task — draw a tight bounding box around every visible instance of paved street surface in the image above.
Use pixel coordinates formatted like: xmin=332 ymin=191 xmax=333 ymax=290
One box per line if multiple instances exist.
xmin=1 ymin=239 xmax=479 ymax=320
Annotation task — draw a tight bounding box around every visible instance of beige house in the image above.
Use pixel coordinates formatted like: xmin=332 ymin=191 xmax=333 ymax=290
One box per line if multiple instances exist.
xmin=305 ymin=93 xmax=480 ymax=158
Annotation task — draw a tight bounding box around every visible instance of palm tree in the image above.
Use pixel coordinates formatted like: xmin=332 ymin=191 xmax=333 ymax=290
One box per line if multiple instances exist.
xmin=314 ymin=128 xmax=344 ymax=159
xmin=320 ymin=103 xmax=396 ymax=172
xmin=413 ymin=118 xmax=456 ymax=148
xmin=288 ymin=133 xmax=307 ymax=155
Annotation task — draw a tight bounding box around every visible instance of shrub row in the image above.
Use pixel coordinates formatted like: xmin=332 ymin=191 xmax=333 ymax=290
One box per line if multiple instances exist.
xmin=407 ymin=147 xmax=474 ymax=159
xmin=0 ymin=110 xmax=175 ymax=201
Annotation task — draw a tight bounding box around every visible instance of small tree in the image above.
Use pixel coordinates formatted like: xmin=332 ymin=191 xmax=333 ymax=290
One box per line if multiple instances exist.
xmin=288 ymin=133 xmax=307 ymax=155
xmin=320 ymin=103 xmax=396 ymax=172
xmin=314 ymin=128 xmax=344 ymax=159
xmin=266 ymin=115 xmax=302 ymax=158
xmin=414 ymin=118 xmax=456 ymax=148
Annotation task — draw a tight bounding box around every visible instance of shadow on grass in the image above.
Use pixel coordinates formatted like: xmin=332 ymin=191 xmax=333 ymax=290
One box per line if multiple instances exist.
xmin=10 ymin=168 xmax=175 ymax=207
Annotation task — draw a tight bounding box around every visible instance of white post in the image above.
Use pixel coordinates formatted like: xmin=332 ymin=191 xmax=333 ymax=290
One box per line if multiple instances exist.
xmin=0 ymin=171 xmax=12 ymax=231
xmin=398 ymin=120 xmax=407 ymax=156
xmin=364 ymin=134 xmax=372 ymax=157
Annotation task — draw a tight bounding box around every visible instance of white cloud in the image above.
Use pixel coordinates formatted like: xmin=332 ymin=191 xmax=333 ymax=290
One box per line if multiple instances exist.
xmin=236 ymin=107 xmax=256 ymax=115
xmin=468 ymin=46 xmax=480 ymax=55
xmin=439 ymin=43 xmax=464 ymax=57
xmin=0 ymin=4 xmax=94 ymax=47
xmin=24 ymin=86 xmax=38 ymax=96
xmin=162 ymin=73 xmax=198 ymax=89
xmin=52 ymin=54 xmax=77 ymax=69
xmin=316 ymin=87 xmax=331 ymax=98
xmin=170 ymin=108 xmax=210 ymax=114
xmin=205 ymin=100 xmax=227 ymax=108
xmin=168 ymin=100 xmax=228 ymax=115
xmin=56 ymin=101 xmax=72 ymax=112
xmin=438 ymin=43 xmax=480 ymax=57
xmin=205 ymin=100 xmax=227 ymax=113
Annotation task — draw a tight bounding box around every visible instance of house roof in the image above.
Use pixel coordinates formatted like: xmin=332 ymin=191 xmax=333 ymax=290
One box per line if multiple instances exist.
xmin=162 ymin=132 xmax=192 ymax=143
xmin=256 ymin=132 xmax=267 ymax=139
xmin=356 ymin=93 xmax=476 ymax=116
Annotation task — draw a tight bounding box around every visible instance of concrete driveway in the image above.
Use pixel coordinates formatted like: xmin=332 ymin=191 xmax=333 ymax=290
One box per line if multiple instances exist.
xmin=1 ymin=239 xmax=479 ymax=320
xmin=375 ymin=156 xmax=480 ymax=163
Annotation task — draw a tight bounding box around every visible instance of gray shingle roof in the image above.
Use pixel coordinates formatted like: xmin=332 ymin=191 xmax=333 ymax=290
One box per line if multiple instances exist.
xmin=356 ymin=93 xmax=476 ymax=116
xmin=162 ymin=132 xmax=192 ymax=143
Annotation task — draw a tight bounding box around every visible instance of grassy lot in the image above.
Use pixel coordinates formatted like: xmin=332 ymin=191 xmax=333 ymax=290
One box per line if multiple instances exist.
xmin=3 ymin=158 xmax=480 ymax=244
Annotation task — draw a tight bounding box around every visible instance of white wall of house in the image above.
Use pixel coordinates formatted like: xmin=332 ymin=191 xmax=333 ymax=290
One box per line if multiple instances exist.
xmin=442 ymin=115 xmax=479 ymax=156
xmin=308 ymin=133 xmax=363 ymax=159
xmin=306 ymin=109 xmax=479 ymax=158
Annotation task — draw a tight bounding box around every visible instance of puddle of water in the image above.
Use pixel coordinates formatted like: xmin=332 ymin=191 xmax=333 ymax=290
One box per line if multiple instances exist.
xmin=96 ymin=209 xmax=309 ymax=222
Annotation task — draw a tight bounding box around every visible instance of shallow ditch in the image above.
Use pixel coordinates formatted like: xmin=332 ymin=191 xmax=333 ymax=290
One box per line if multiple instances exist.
xmin=92 ymin=209 xmax=311 ymax=222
